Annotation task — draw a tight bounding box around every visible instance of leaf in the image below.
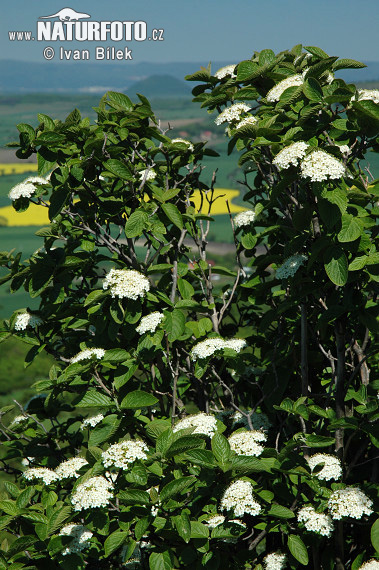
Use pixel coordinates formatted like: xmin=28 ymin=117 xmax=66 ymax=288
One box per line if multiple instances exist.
xmin=118 ymin=489 xmax=150 ymax=505
xmin=190 ymin=521 xmax=209 ymax=539
xmin=337 ymin=214 xmax=362 ymax=243
xmin=333 ymin=58 xmax=366 ymax=70
xmin=47 ymin=506 xmax=72 ymax=536
xmin=0 ymin=500 xmax=20 ymax=516
xmin=107 ymin=91 xmax=133 ymax=110
xmin=4 ymin=482 xmax=20 ymax=498
xmin=76 ymin=390 xmax=114 ymax=408
xmin=104 ymin=531 xmax=128 ymax=557
xmin=177 ymin=278 xmax=194 ymax=300
xmin=16 ymin=487 xmax=34 ymax=509
xmin=303 ymin=78 xmax=323 ymax=102
xmin=149 ymin=551 xmax=174 ymax=570
xmin=268 ymin=504 xmax=295 ymax=519
xmin=103 ymin=349 xmax=130 ymax=362
xmin=125 ymin=211 xmax=148 ymax=238
xmin=38 ymin=113 xmax=55 ymax=129
xmin=160 ymin=476 xmax=196 ymax=503
xmin=236 ymin=60 xmax=260 ymax=82
xmin=161 ymin=203 xmax=183 ymax=229
xmin=7 ymin=535 xmax=36 ymax=557
xmin=89 ymin=414 xmax=120 ymax=447
xmin=84 ymin=289 xmax=105 ymax=307
xmin=305 ymin=46 xmax=330 ymax=59
xmin=231 ymin=456 xmax=276 ymax=473
xmin=135 ymin=518 xmax=150 ymax=541
xmin=288 ymin=534 xmax=309 ymax=565
xmin=324 ymin=246 xmax=348 ymax=286
xmin=173 ymin=512 xmax=191 ymax=543
xmin=165 ymin=436 xmax=203 ymax=458
xmin=304 ymin=434 xmax=336 ymax=447
xmin=120 ymin=390 xmax=158 ymax=409
xmin=164 ymin=310 xmax=186 ymax=342
xmin=105 ymin=159 xmax=132 ymax=180
xmin=211 ymin=433 xmax=231 ymax=465
xmin=371 ymin=518 xmax=379 ymax=552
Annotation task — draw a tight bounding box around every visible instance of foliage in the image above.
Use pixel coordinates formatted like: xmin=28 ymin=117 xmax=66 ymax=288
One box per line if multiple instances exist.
xmin=0 ymin=46 xmax=378 ymax=569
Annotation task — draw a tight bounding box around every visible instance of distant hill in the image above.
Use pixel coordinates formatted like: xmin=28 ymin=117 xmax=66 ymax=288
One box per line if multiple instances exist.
xmin=126 ymin=75 xmax=190 ymax=98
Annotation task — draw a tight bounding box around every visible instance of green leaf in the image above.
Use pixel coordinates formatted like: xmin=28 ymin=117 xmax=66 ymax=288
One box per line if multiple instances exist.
xmin=304 ymin=435 xmax=336 ymax=447
xmin=125 ymin=210 xmax=148 ymax=238
xmin=16 ymin=487 xmax=34 ymax=509
xmin=305 ymin=46 xmax=330 ymax=59
xmin=303 ymin=78 xmax=323 ymax=102
xmin=231 ymin=456 xmax=275 ymax=473
xmin=190 ymin=521 xmax=209 ymax=539
xmin=103 ymin=349 xmax=130 ymax=362
xmin=259 ymin=49 xmax=275 ymax=66
xmin=173 ymin=512 xmax=191 ymax=543
xmin=149 ymin=551 xmax=173 ymax=570
xmin=333 ymin=58 xmax=366 ymax=70
xmin=160 ymin=476 xmax=196 ymax=503
xmin=165 ymin=436 xmax=203 ymax=458
xmin=104 ymin=531 xmax=128 ymax=557
xmin=118 ymin=489 xmax=150 ymax=505
xmin=371 ymin=518 xmax=379 ymax=552
xmin=178 ymin=278 xmax=194 ymax=300
xmin=120 ymin=390 xmax=158 ymax=409
xmin=7 ymin=535 xmax=36 ymax=557
xmin=47 ymin=506 xmax=72 ymax=536
xmin=337 ymin=214 xmax=362 ymax=243
xmin=107 ymin=91 xmax=133 ymax=110
xmin=89 ymin=414 xmax=120 ymax=447
xmin=161 ymin=203 xmax=183 ymax=229
xmin=236 ymin=60 xmax=260 ymax=82
xmin=135 ymin=518 xmax=150 ymax=541
xmin=211 ymin=433 xmax=231 ymax=465
xmin=324 ymin=246 xmax=348 ymax=286
xmin=84 ymin=289 xmax=105 ymax=307
xmin=4 ymin=482 xmax=20 ymax=498
xmin=288 ymin=534 xmax=309 ymax=565
xmin=105 ymin=159 xmax=132 ymax=180
xmin=164 ymin=310 xmax=186 ymax=342
xmin=185 ymin=449 xmax=217 ymax=468
xmin=38 ymin=113 xmax=55 ymax=129
xmin=0 ymin=500 xmax=20 ymax=516
xmin=268 ymin=504 xmax=295 ymax=519
xmin=76 ymin=390 xmax=114 ymax=408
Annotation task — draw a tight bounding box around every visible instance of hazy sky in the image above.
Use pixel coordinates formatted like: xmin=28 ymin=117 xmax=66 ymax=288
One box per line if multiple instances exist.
xmin=1 ymin=0 xmax=378 ymax=65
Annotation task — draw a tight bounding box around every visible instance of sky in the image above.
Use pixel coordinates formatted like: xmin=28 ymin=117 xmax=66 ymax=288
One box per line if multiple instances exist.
xmin=1 ymin=0 xmax=378 ymax=66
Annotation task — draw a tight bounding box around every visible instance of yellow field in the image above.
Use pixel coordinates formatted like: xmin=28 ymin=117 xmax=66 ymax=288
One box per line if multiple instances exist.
xmin=0 ymin=164 xmax=38 ymax=176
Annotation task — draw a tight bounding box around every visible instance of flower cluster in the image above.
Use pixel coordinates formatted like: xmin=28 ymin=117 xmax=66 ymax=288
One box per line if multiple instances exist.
xmin=273 ymin=142 xmax=309 ymax=169
xmin=14 ymin=312 xmax=43 ymax=331
xmin=300 ymin=150 xmax=346 ymax=181
xmin=266 ymin=74 xmax=303 ymax=102
xmin=71 ymin=476 xmax=114 ymax=511
xmin=55 ymin=457 xmax=88 ymax=480
xmin=206 ymin=515 xmax=226 ymax=528
xmin=191 ymin=337 xmax=246 ymax=360
xmin=215 ymin=103 xmax=250 ymax=125
xmin=173 ymin=413 xmax=218 ymax=437
xmin=70 ymin=348 xmax=105 ymax=364
xmin=357 ymin=89 xmax=379 ymax=104
xmin=359 ymin=561 xmax=379 ymax=570
xmin=81 ymin=414 xmax=104 ymax=429
xmin=235 ymin=116 xmax=258 ymax=130
xmin=59 ymin=524 xmax=93 ymax=556
xmin=23 ymin=467 xmax=59 ymax=485
xmin=101 ymin=440 xmax=149 ymax=470
xmin=221 ymin=480 xmax=261 ymax=517
xmin=228 ymin=430 xmax=267 ymax=457
xmin=328 ymin=487 xmax=373 ymax=520
xmin=103 ymin=268 xmax=150 ymax=300
xmin=297 ymin=506 xmax=334 ymax=537
xmin=171 ymin=138 xmax=194 ymax=151
xmin=263 ymin=552 xmax=287 ymax=570
xmin=136 ymin=312 xmax=164 ymax=335
xmin=234 ymin=210 xmax=255 ymax=228
xmin=214 ymin=65 xmax=237 ymax=79
xmin=11 ymin=415 xmax=28 ymax=425
xmin=139 ymin=168 xmax=156 ymax=181
xmin=276 ymin=254 xmax=307 ymax=279
xmin=307 ymin=454 xmax=342 ymax=481
xmin=232 ymin=410 xmax=271 ymax=431
xmin=8 ymin=176 xmax=48 ymax=201
xmin=338 ymin=144 xmax=351 ymax=155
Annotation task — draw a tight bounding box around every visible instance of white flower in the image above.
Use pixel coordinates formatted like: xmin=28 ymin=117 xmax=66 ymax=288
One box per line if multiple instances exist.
xmin=101 ymin=440 xmax=149 ymax=470
xmin=266 ymin=74 xmax=303 ymax=102
xmin=325 ymin=72 xmax=335 ymax=85
xmin=357 ymin=89 xmax=379 ymax=104
xmin=23 ymin=467 xmax=59 ymax=485
xmin=206 ymin=515 xmax=225 ymax=528
xmin=234 ymin=210 xmax=255 ymax=228
xmin=300 ymin=150 xmax=346 ymax=182
xmin=263 ymin=552 xmax=287 ymax=570
xmin=81 ymin=414 xmax=104 ymax=429
xmin=59 ymin=524 xmax=93 ymax=556
xmin=328 ymin=487 xmax=373 ymax=520
xmin=228 ymin=430 xmax=267 ymax=457
xmin=297 ymin=505 xmax=334 ymax=537
xmin=173 ymin=413 xmax=218 ymax=437
xmin=235 ymin=116 xmax=258 ymax=130
xmin=14 ymin=312 xmax=43 ymax=331
xmin=70 ymin=348 xmax=105 ymax=364
xmin=307 ymin=454 xmax=342 ymax=481
xmin=71 ymin=476 xmax=114 ymax=511
xmin=171 ymin=138 xmax=194 ymax=151
xmin=214 ymin=65 xmax=236 ymax=80
xmin=221 ymin=480 xmax=261 ymax=518
xmin=139 ymin=168 xmax=156 ymax=181
xmin=276 ymin=255 xmax=307 ymax=279
xmin=24 ymin=176 xmax=49 ymax=185
xmin=359 ymin=561 xmax=379 ymax=570
xmin=8 ymin=182 xmax=35 ymax=201
xmin=11 ymin=415 xmax=28 ymax=425
xmin=191 ymin=337 xmax=246 ymax=360
xmin=215 ymin=103 xmax=251 ymax=125
xmin=136 ymin=312 xmax=164 ymax=335
xmin=55 ymin=457 xmax=88 ymax=480
xmin=21 ymin=457 xmax=34 ymax=466
xmin=273 ymin=142 xmax=309 ymax=169
xmin=338 ymin=144 xmax=351 ymax=155
xmin=103 ymin=268 xmax=150 ymax=300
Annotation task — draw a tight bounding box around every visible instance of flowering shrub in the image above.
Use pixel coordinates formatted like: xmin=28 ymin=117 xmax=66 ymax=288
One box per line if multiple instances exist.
xmin=0 ymin=46 xmax=378 ymax=568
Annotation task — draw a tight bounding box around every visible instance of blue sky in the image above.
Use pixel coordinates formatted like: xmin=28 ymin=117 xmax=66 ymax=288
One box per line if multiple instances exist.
xmin=1 ymin=0 xmax=378 ymax=64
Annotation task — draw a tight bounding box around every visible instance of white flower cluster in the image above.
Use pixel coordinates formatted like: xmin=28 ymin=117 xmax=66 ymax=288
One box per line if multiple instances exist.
xmin=300 ymin=150 xmax=346 ymax=182
xmin=59 ymin=524 xmax=93 ymax=556
xmin=221 ymin=480 xmax=261 ymax=517
xmin=139 ymin=168 xmax=156 ymax=181
xmin=81 ymin=414 xmax=104 ymax=429
xmin=215 ymin=103 xmax=250 ymax=125
xmin=232 ymin=410 xmax=271 ymax=431
xmin=173 ymin=413 xmax=218 ymax=437
xmin=55 ymin=457 xmax=88 ymax=480
xmin=171 ymin=138 xmax=194 ymax=151
xmin=307 ymin=454 xmax=342 ymax=481
xmin=21 ymin=457 xmax=34 ymax=466
xmin=71 ymin=476 xmax=114 ymax=511
xmin=206 ymin=515 xmax=226 ymax=528
xmin=214 ymin=65 xmax=237 ymax=79
xmin=276 ymin=254 xmax=307 ymax=279
xmin=235 ymin=116 xmax=258 ymax=130
xmin=191 ymin=337 xmax=246 ymax=360
xmin=234 ymin=210 xmax=255 ymax=228
xmin=338 ymin=144 xmax=351 ymax=155
xmin=273 ymin=142 xmax=309 ymax=169
xmin=103 ymin=268 xmax=150 ymax=300
xmin=71 ymin=348 xmax=105 ymax=364
xmin=266 ymin=74 xmax=303 ymax=102
xmin=136 ymin=312 xmax=164 ymax=335
xmin=11 ymin=415 xmax=28 ymax=425
xmin=263 ymin=552 xmax=287 ymax=570
xmin=357 ymin=89 xmax=379 ymax=104
xmin=8 ymin=176 xmax=49 ymax=201
xmin=328 ymin=487 xmax=373 ymax=520
xmin=228 ymin=430 xmax=267 ymax=457
xmin=359 ymin=561 xmax=379 ymax=570
xmin=297 ymin=506 xmax=334 ymax=537
xmin=14 ymin=312 xmax=43 ymax=331
xmin=101 ymin=440 xmax=149 ymax=470
xmin=23 ymin=467 xmax=59 ymax=485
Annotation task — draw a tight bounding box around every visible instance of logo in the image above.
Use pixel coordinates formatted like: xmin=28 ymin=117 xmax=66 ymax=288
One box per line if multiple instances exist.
xmin=39 ymin=8 xmax=91 ymax=22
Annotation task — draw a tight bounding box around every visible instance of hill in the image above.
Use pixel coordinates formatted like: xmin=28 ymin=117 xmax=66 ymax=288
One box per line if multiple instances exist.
xmin=126 ymin=75 xmax=191 ymax=98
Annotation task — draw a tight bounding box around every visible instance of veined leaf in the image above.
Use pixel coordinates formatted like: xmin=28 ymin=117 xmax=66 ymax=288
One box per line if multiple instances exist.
xmin=120 ymin=390 xmax=158 ymax=409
